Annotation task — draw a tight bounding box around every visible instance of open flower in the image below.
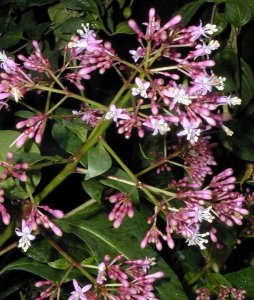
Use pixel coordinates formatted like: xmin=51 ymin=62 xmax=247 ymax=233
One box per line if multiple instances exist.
xmin=131 ymin=77 xmax=150 ymax=98
xmin=69 ymin=280 xmax=92 ymax=300
xmin=15 ymin=220 xmax=36 ymax=252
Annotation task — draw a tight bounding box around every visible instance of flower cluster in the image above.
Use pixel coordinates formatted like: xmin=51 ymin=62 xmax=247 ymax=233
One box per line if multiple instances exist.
xmin=196 ymin=286 xmax=246 ymax=300
xmin=0 ymin=151 xmax=28 ymax=182
xmin=69 ymin=255 xmax=163 ymax=299
xmin=15 ymin=203 xmax=64 ymax=252
xmin=11 ymin=114 xmax=48 ymax=148
xmin=141 ymin=168 xmax=248 ymax=251
xmin=107 ymin=192 xmax=134 ymax=228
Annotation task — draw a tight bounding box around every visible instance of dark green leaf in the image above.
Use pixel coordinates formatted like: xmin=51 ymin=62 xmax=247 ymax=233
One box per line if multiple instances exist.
xmin=99 ymin=168 xmax=139 ymax=204
xmin=207 ymin=273 xmax=232 ymax=287
xmin=214 ymin=12 xmax=228 ymax=35
xmin=28 ymin=0 xmax=57 ymax=6
xmin=176 ymin=0 xmax=205 ymax=25
xmin=246 ymin=0 xmax=254 ymax=19
xmin=225 ymin=0 xmax=252 ymax=27
xmin=60 ymin=0 xmax=99 ymax=14
xmin=225 ymin=267 xmax=254 ymax=297
xmin=240 ymin=58 xmax=254 ymax=108
xmin=0 ymin=257 xmax=65 ymax=281
xmin=219 ymin=120 xmax=254 ymax=161
xmin=56 ymin=207 xmax=188 ymax=299
xmin=82 ymin=179 xmax=104 ymax=201
xmin=85 ymin=143 xmax=112 ymax=179
xmin=25 ymin=239 xmax=53 ymax=263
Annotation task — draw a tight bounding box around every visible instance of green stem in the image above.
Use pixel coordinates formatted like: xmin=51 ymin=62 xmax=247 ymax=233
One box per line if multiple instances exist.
xmin=35 ymin=85 xmax=107 ymax=110
xmin=99 ymin=137 xmax=137 ymax=182
xmin=33 ymin=77 xmax=133 ymax=204
xmin=47 ymin=95 xmax=68 ymax=115
xmin=187 ymin=259 xmax=213 ymax=286
xmin=0 ymin=242 xmax=17 ymax=257
xmin=64 ymin=199 xmax=97 ymax=218
xmin=43 ymin=232 xmax=96 ymax=284
xmin=75 ymin=168 xmax=176 ymax=198
xmin=46 ymin=69 xmax=66 ymax=90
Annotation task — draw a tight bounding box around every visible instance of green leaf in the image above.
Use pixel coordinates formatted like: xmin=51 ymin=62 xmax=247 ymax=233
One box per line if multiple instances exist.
xmin=85 ymin=143 xmax=112 ymax=180
xmin=246 ymin=0 xmax=254 ymax=19
xmin=48 ymin=3 xmax=72 ymax=25
xmin=48 ymin=258 xmax=70 ymax=270
xmin=0 ymin=130 xmax=41 ymax=199
xmin=113 ymin=21 xmax=134 ymax=35
xmin=176 ymin=0 xmax=205 ymax=25
xmin=116 ymin=0 xmax=126 ymax=9
xmin=225 ymin=266 xmax=254 ymax=297
xmin=25 ymin=239 xmax=53 ymax=263
xmin=213 ymin=12 xmax=228 ymax=35
xmin=100 ymin=168 xmax=139 ymax=204
xmin=219 ymin=120 xmax=254 ymax=161
xmin=207 ymin=273 xmax=232 ymax=287
xmin=14 ymin=110 xmax=35 ymax=119
xmin=62 ymin=118 xmax=89 ymax=142
xmin=225 ymin=0 xmax=252 ymax=27
xmin=82 ymin=179 xmax=104 ymax=201
xmin=0 ymin=257 xmax=65 ymax=281
xmin=240 ymin=58 xmax=254 ymax=108
xmin=56 ymin=207 xmax=188 ymax=299
xmin=51 ymin=120 xmax=88 ymax=167
xmin=28 ymin=0 xmax=57 ymax=6
xmin=60 ymin=0 xmax=99 ymax=14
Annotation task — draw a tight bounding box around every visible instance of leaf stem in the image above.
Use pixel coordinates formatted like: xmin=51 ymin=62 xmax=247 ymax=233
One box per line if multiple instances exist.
xmin=42 ymin=232 xmax=96 ymax=284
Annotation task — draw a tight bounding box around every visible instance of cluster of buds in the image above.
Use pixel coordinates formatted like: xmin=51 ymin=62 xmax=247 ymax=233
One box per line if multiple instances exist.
xmin=66 ymin=23 xmax=115 ymax=89
xmin=72 ymin=106 xmax=104 ymax=127
xmin=11 ymin=114 xmax=47 ymax=148
xmin=107 ymin=192 xmax=134 ymax=228
xmin=35 ymin=280 xmax=60 ymax=300
xmin=99 ymin=8 xmax=241 ymax=143
xmin=69 ymin=255 xmax=163 ymax=299
xmin=0 ymin=151 xmax=28 ymax=182
xmin=18 ymin=41 xmax=51 ymax=73
xmin=196 ymin=286 xmax=246 ymax=300
xmin=141 ymin=168 xmax=248 ymax=251
xmin=0 ymin=189 xmax=10 ymax=225
xmin=0 ymin=50 xmax=35 ymax=105
xmin=15 ymin=202 xmax=64 ymax=252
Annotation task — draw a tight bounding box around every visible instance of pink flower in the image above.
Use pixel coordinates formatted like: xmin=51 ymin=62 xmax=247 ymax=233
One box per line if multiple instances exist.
xmin=15 ymin=220 xmax=36 ymax=252
xmin=132 ymin=77 xmax=150 ymax=98
xmin=69 ymin=280 xmax=92 ymax=300
xmin=177 ymin=117 xmax=201 ymax=144
xmin=0 ymin=51 xmax=18 ymax=73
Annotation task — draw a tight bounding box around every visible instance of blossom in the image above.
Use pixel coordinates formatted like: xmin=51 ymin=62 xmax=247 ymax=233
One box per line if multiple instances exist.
xmin=177 ymin=117 xmax=201 ymax=144
xmin=185 ymin=226 xmax=209 ymax=250
xmin=217 ymin=95 xmax=242 ymax=107
xmin=131 ymin=77 xmax=150 ymax=98
xmin=68 ymin=23 xmax=102 ymax=54
xmin=107 ymin=192 xmax=134 ymax=228
xmin=15 ymin=220 xmax=36 ymax=252
xmin=143 ymin=117 xmax=171 ymax=135
xmin=105 ymin=104 xmax=130 ymax=126
xmin=129 ymin=47 xmax=145 ymax=62
xmin=68 ymin=280 xmax=92 ymax=300
xmin=0 ymin=51 xmax=18 ymax=73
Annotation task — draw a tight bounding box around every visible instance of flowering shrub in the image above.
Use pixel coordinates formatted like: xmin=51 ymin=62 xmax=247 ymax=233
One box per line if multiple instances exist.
xmin=0 ymin=0 xmax=254 ymax=299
